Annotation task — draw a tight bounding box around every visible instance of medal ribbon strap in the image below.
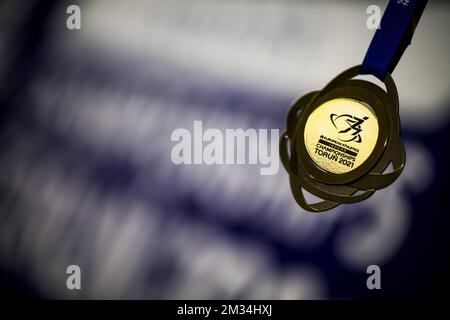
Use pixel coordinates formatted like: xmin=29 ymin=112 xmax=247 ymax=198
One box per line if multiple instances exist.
xmin=361 ymin=0 xmax=428 ymax=81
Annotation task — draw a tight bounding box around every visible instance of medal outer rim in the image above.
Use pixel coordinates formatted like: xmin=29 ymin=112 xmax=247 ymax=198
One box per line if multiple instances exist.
xmin=279 ymin=65 xmax=406 ymax=211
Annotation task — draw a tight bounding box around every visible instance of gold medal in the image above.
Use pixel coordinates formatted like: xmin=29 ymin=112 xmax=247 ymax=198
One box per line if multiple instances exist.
xmin=279 ymin=0 xmax=429 ymax=212
xmin=280 ymin=66 xmax=405 ymax=212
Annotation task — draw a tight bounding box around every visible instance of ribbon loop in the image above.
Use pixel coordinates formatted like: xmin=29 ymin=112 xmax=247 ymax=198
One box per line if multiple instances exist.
xmin=361 ymin=0 xmax=428 ymax=81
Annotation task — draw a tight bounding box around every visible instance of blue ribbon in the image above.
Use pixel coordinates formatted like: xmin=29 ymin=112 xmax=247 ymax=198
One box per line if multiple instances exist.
xmin=361 ymin=0 xmax=428 ymax=81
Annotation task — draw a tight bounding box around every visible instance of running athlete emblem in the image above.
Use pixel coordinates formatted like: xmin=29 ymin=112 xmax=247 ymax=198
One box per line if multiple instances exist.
xmin=330 ymin=114 xmax=369 ymax=143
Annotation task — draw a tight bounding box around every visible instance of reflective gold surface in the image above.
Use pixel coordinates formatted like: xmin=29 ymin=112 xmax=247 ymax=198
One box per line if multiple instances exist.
xmin=304 ymin=98 xmax=379 ymax=174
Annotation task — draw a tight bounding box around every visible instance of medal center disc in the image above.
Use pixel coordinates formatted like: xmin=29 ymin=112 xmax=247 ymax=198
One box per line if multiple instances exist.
xmin=303 ymin=98 xmax=379 ymax=174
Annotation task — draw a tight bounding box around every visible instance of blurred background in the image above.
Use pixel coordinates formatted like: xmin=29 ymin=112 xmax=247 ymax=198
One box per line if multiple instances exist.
xmin=0 ymin=0 xmax=449 ymax=299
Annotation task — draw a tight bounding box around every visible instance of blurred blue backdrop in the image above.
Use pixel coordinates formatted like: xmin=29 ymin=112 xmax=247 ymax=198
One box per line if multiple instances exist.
xmin=0 ymin=0 xmax=449 ymax=299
